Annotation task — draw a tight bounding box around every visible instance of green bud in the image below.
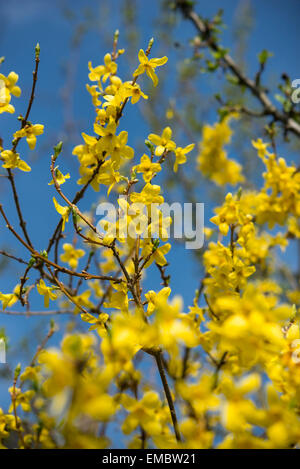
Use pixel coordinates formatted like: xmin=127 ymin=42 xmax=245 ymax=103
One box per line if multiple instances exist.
xmin=226 ymin=74 xmax=240 ymax=85
xmin=35 ymin=43 xmax=40 ymax=59
xmin=14 ymin=363 xmax=21 ymax=380
xmin=106 ymin=325 xmax=112 ymax=339
xmin=40 ymin=250 xmax=48 ymax=259
xmin=152 ymin=239 xmax=160 ymax=251
xmin=72 ymin=207 xmax=79 ymax=224
xmin=236 ymin=187 xmax=243 ymax=201
xmin=218 ymin=107 xmax=230 ymax=122
xmin=145 ymin=140 xmax=155 ymax=154
xmin=53 ymin=141 xmax=63 ymax=158
xmin=148 ymin=37 xmax=154 ymax=50
xmin=258 ymin=49 xmax=273 ymax=65
xmin=50 ymin=319 xmax=56 ymax=330
xmin=28 ymin=257 xmax=36 ymax=268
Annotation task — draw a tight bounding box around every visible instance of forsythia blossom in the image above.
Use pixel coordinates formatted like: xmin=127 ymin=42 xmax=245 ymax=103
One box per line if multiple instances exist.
xmin=1 ymin=38 xmax=300 ymax=452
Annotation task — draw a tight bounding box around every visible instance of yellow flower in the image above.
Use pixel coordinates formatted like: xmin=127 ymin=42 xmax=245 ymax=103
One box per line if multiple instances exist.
xmin=173 ymin=143 xmax=194 ymax=172
xmin=141 ymin=241 xmax=171 ymax=267
xmin=96 ymin=160 xmax=121 ymax=195
xmin=0 ymin=86 xmax=14 ymax=114
xmin=73 ymin=290 xmax=94 ymax=314
xmin=121 ymin=391 xmax=166 ymax=436
xmin=197 ymin=116 xmax=244 ymax=185
xmin=123 ymin=82 xmax=148 ymax=104
xmin=103 ymin=282 xmax=128 ymax=312
xmin=0 ymin=293 xmax=18 ymax=311
xmin=0 ymin=71 xmax=21 ymax=97
xmin=9 ymin=388 xmax=35 ymax=413
xmin=133 ymin=154 xmax=161 ymax=182
xmin=1 ymin=149 xmax=31 ymax=172
xmin=147 ymin=206 xmax=172 ymax=240
xmin=130 ymin=183 xmax=164 ymax=206
xmin=94 ymin=118 xmax=117 ymax=153
xmin=0 ymin=285 xmax=20 ymax=311
xmin=52 ymin=197 xmax=70 ymax=231
xmin=60 ymin=243 xmax=85 ymax=270
xmin=145 ymin=287 xmax=171 ymax=316
xmin=86 ymin=84 xmax=101 ymax=107
xmin=36 ymin=279 xmax=57 ymax=308
xmin=219 ymin=374 xmax=262 ymax=434
xmin=14 ymin=124 xmax=44 ymax=150
xmin=81 ymin=312 xmax=109 ymax=337
xmin=103 ymin=91 xmax=124 ymax=109
xmin=210 ymin=192 xmax=239 ymax=236
xmin=104 ymin=75 xmax=123 ymax=96
xmin=166 ymin=108 xmax=174 ymax=119
xmin=88 ymin=53 xmax=117 ymax=83
xmin=252 ymin=138 xmax=270 ymax=158
xmin=48 ymin=169 xmax=70 ymax=186
xmin=109 ymin=130 xmax=134 ymax=168
xmin=0 ymin=410 xmax=15 ymax=445
xmin=0 ymin=71 xmax=21 ymax=114
xmin=148 ymin=127 xmax=176 ymax=156
xmin=101 ymin=311 xmax=143 ymax=364
xmin=178 ymin=374 xmax=220 ymax=419
xmin=133 ymin=49 xmax=168 ymax=87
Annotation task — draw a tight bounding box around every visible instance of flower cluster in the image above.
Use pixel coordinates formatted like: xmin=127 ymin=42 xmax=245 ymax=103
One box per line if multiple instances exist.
xmin=0 ymin=36 xmax=299 ymax=451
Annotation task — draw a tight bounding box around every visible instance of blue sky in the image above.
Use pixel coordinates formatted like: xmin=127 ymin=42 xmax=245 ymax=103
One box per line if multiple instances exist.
xmin=0 ymin=0 xmax=299 ymax=427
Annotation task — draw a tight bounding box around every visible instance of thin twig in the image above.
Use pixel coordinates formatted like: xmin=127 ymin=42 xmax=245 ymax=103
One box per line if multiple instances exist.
xmin=176 ymin=1 xmax=300 ymax=137
xmin=0 ymin=250 xmax=27 ymax=265
xmin=154 ymin=351 xmax=182 ymax=443
xmin=6 ymin=47 xmax=40 ymax=249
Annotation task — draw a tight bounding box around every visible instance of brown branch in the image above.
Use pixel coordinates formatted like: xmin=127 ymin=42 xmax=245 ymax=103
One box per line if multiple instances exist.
xmin=176 ymin=1 xmax=300 ymax=138
xmin=47 ymin=158 xmax=104 ymax=254
xmin=6 ymin=170 xmax=33 ymax=248
xmin=0 ymin=250 xmax=27 ymax=265
xmin=0 ymin=309 xmax=71 ymax=316
xmin=154 ymin=351 xmax=182 ymax=443
xmin=6 ymin=46 xmax=40 ymax=249
xmin=116 ymin=38 xmax=154 ymax=123
xmin=0 ymin=204 xmax=121 ymax=283
xmin=19 ymin=264 xmax=32 ymax=306
xmin=45 ymin=264 xmax=88 ymax=315
xmin=74 ymin=250 xmax=94 ymax=295
xmin=11 ymin=369 xmax=26 ymax=448
xmin=30 ymin=322 xmax=56 ymax=367
xmin=156 ymin=262 xmax=170 ymax=287
xmin=50 ymin=155 xmax=103 ymax=238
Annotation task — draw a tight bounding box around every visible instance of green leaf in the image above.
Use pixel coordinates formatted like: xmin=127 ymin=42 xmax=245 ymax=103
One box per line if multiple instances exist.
xmin=226 ymin=74 xmax=240 ymax=86
xmin=258 ymin=49 xmax=273 ymax=65
xmin=53 ymin=141 xmax=63 ymax=158
xmin=218 ymin=107 xmax=230 ymax=122
xmin=28 ymin=257 xmax=36 ymax=268
xmin=212 ymin=47 xmax=228 ymax=60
